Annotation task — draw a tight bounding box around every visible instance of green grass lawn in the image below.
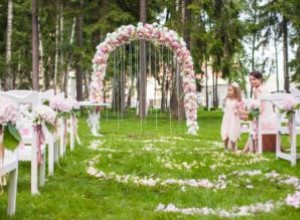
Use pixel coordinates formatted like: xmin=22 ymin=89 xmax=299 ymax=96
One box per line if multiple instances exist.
xmin=1 ymin=110 xmax=300 ymax=219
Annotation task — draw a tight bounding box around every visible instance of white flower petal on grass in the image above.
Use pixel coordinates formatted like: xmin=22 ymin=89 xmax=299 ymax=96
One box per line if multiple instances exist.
xmin=155 ymin=201 xmax=281 ymax=218
xmin=246 ymin=185 xmax=254 ymax=189
xmin=285 ymin=191 xmax=300 ymax=208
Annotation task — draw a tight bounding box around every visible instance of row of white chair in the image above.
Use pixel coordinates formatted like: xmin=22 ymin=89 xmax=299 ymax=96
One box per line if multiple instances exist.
xmin=241 ymin=91 xmax=300 ymax=166
xmin=0 ymin=89 xmax=79 ymax=215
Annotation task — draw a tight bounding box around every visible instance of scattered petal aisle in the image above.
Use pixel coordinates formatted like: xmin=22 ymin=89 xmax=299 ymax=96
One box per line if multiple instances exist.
xmin=86 ymin=137 xmax=300 ymax=218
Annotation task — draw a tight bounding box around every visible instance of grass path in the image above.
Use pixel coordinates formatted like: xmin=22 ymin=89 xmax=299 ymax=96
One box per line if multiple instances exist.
xmin=1 ymin=110 xmax=300 ymax=219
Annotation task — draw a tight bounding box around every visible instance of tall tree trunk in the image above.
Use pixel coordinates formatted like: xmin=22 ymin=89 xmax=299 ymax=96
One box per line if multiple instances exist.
xmin=212 ymin=72 xmax=219 ymax=108
xmin=274 ymin=30 xmax=279 ymax=92
xmin=171 ymin=0 xmax=190 ymax=120
xmin=32 ymin=0 xmax=39 ymax=91
xmin=16 ymin=51 xmax=21 ymax=89
xmin=75 ymin=0 xmax=84 ymax=101
xmin=165 ymin=76 xmax=170 ymax=109
xmin=38 ymin=17 xmax=46 ymax=90
xmin=215 ymin=73 xmax=219 ymax=107
xmin=5 ymin=0 xmax=13 ymax=91
xmin=183 ymin=0 xmax=191 ymax=49
xmin=251 ymin=33 xmax=256 ymax=71
xmin=54 ymin=1 xmax=59 ymax=93
xmin=139 ymin=0 xmax=147 ymax=118
xmin=205 ymin=59 xmax=209 ymax=108
xmin=112 ymin=74 xmax=120 ymax=111
xmin=282 ymin=16 xmax=289 ymax=93
xmin=59 ymin=0 xmax=64 ymax=94
xmin=212 ymin=71 xmax=215 ymax=108
xmin=120 ymin=50 xmax=126 ymax=113
xmin=250 ymin=0 xmax=257 ymax=97
xmin=64 ymin=17 xmax=76 ymax=96
xmin=83 ymin=71 xmax=89 ymax=99
xmin=127 ymin=68 xmax=134 ymax=109
xmin=250 ymin=0 xmax=257 ymax=71
xmin=103 ymin=80 xmax=106 ymax=103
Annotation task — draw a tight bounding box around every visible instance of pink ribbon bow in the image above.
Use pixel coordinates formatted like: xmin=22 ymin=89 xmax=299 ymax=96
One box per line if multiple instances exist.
xmin=34 ymin=125 xmax=45 ymax=165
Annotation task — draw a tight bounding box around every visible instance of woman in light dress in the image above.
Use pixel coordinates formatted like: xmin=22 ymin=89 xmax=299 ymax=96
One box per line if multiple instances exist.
xmin=242 ymin=71 xmax=277 ymax=153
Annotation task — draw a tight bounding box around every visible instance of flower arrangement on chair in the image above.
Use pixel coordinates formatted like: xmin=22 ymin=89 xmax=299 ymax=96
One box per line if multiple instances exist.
xmin=35 ymin=105 xmax=58 ymax=132
xmin=49 ymin=97 xmax=73 ymax=117
xmin=280 ymin=96 xmax=300 ymax=118
xmin=0 ymin=97 xmax=21 ymax=151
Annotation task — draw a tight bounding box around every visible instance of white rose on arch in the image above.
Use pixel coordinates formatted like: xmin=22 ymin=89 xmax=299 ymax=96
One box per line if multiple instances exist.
xmin=90 ymin=23 xmax=199 ymax=134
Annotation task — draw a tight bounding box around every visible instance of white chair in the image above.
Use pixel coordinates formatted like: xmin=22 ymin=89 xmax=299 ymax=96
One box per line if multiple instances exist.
xmin=10 ymin=89 xmax=58 ymax=175
xmin=240 ymin=99 xmax=255 ymax=152
xmin=0 ymin=91 xmax=46 ymax=195
xmin=257 ymin=93 xmax=290 ymax=154
xmin=0 ymin=144 xmax=18 ymax=215
xmin=55 ymin=93 xmax=68 ymax=157
xmin=270 ymin=93 xmax=300 ymax=165
xmin=67 ymin=114 xmax=80 ymax=151
xmin=39 ymin=89 xmax=55 ymax=103
xmin=39 ymin=89 xmax=58 ymax=175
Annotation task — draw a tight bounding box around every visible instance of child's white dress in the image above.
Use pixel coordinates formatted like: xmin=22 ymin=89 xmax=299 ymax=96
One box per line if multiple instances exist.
xmin=221 ymin=98 xmax=241 ymax=142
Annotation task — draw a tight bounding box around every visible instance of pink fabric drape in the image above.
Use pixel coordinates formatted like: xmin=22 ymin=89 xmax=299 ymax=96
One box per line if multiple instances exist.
xmin=33 ymin=125 xmax=45 ymax=165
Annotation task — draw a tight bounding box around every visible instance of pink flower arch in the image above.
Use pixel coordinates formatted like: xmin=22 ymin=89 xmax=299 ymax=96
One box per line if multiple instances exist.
xmin=90 ymin=22 xmax=199 ymax=134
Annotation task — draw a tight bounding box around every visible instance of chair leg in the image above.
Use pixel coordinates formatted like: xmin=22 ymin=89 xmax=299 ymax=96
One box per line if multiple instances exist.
xmin=54 ymin=140 xmax=59 ymax=162
xmin=48 ymin=140 xmax=54 ymax=175
xmin=39 ymin=152 xmax=46 ymax=187
xmin=291 ymin=134 xmax=297 ymax=166
xmin=59 ymin=119 xmax=65 ymax=157
xmin=258 ymin=134 xmax=263 ymax=154
xmin=60 ymin=135 xmax=64 ymax=157
xmin=7 ymin=166 xmax=18 ymax=216
xmin=70 ymin=117 xmax=75 ymax=151
xmin=31 ymin=148 xmax=39 ymax=195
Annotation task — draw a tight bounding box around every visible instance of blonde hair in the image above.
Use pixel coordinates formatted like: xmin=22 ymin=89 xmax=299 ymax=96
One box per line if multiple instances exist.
xmin=225 ymin=84 xmax=242 ymax=102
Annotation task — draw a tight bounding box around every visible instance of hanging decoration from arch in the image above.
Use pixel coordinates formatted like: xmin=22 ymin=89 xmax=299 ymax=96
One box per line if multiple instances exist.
xmin=89 ymin=22 xmax=199 ymax=134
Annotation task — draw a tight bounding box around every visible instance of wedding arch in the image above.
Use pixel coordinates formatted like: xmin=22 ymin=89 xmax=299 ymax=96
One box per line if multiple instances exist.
xmin=89 ymin=22 xmax=199 ymax=134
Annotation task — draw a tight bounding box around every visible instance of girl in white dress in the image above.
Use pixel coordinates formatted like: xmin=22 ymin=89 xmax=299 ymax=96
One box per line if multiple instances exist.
xmin=221 ymin=83 xmax=243 ymax=151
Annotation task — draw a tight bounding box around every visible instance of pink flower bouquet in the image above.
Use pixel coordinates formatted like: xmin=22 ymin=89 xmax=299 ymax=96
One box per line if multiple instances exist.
xmin=49 ymin=97 xmax=72 ymax=117
xmin=67 ymin=99 xmax=81 ymax=117
xmin=280 ymin=96 xmax=300 ymax=118
xmin=0 ymin=97 xmax=21 ymax=150
xmin=35 ymin=104 xmax=57 ymax=132
xmin=248 ymin=100 xmax=260 ymax=120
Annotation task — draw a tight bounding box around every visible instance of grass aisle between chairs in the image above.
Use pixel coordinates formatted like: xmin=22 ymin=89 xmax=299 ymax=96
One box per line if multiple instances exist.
xmin=1 ymin=110 xmax=300 ymax=219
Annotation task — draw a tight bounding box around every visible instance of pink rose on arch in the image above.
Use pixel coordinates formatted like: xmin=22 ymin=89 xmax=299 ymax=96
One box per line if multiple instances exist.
xmin=100 ymin=45 xmax=109 ymax=53
xmin=95 ymin=71 xmax=103 ymax=77
xmin=171 ymin=42 xmax=180 ymax=49
xmin=144 ymin=23 xmax=154 ymax=31
xmin=154 ymin=30 xmax=161 ymax=39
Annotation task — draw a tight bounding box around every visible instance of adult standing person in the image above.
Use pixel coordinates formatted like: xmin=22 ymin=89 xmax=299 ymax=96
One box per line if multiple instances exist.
xmin=243 ymin=71 xmax=277 ymax=153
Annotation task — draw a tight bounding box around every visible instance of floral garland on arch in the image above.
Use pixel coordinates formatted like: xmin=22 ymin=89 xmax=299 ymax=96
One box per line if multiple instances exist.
xmin=89 ymin=22 xmax=199 ymax=134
